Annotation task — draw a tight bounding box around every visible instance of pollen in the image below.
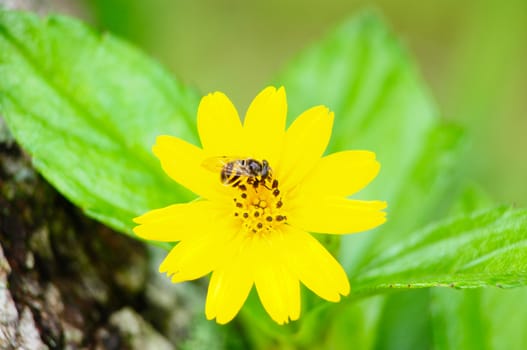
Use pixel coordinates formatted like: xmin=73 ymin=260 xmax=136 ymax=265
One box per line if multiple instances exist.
xmin=232 ymin=175 xmax=287 ymax=234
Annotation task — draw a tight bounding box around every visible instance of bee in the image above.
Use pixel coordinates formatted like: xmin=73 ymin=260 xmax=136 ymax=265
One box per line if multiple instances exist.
xmin=202 ymin=157 xmax=272 ymax=188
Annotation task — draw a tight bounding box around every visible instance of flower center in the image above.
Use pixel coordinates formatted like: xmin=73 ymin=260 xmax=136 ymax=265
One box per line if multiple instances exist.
xmin=232 ymin=177 xmax=287 ymax=234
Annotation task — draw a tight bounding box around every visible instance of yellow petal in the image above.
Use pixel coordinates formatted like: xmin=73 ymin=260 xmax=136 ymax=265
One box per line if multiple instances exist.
xmin=254 ymin=239 xmax=300 ymax=324
xmin=299 ymin=150 xmax=380 ymax=197
xmin=158 ymin=240 xmax=214 ymax=283
xmin=133 ymin=200 xmax=211 ymax=224
xmin=288 ymin=198 xmax=387 ymax=234
xmin=275 ymin=106 xmax=334 ymax=192
xmin=242 ymin=86 xmax=287 ymax=165
xmin=205 ymin=237 xmax=254 ymax=324
xmin=197 ymin=92 xmax=244 ymax=155
xmin=277 ymin=226 xmax=349 ymax=302
xmin=253 ymin=235 xmax=301 ymax=324
xmin=152 ymin=135 xmax=230 ymax=200
xmin=133 ymin=200 xmax=217 ymax=242
xmin=157 ymin=220 xmax=237 ymax=283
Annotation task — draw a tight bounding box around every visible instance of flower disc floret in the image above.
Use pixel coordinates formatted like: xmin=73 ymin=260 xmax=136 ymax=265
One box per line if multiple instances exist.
xmin=231 ymin=174 xmax=287 ymax=234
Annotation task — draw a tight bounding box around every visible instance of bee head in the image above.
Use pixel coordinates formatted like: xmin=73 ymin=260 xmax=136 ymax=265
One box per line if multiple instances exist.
xmin=261 ymin=160 xmax=270 ymax=178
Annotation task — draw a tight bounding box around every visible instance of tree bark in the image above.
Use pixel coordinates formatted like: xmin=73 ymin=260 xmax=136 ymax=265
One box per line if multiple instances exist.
xmin=0 ymin=116 xmax=179 ymax=350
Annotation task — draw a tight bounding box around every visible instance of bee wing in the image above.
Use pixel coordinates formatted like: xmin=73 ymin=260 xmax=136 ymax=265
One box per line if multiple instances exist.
xmin=202 ymin=156 xmax=247 ymax=173
xmin=201 ymin=156 xmax=255 ymax=178
xmin=201 ymin=156 xmax=229 ymax=172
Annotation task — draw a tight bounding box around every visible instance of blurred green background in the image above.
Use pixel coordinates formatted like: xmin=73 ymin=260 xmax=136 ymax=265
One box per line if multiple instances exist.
xmin=39 ymin=0 xmax=525 ymax=207
xmin=2 ymin=1 xmax=526 ymax=348
xmin=61 ymin=0 xmax=525 ymax=208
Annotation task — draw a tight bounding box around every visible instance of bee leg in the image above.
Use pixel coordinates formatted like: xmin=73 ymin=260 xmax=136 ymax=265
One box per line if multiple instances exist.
xmin=260 ymin=177 xmax=274 ymax=190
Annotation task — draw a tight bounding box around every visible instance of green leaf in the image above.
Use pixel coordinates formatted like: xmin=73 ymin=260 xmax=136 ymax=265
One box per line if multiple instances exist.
xmin=430 ymin=187 xmax=527 ymax=350
xmin=0 ymin=11 xmax=199 ymax=240
xmin=345 ymin=122 xmax=467 ymax=272
xmin=351 ymin=206 xmax=527 ymax=294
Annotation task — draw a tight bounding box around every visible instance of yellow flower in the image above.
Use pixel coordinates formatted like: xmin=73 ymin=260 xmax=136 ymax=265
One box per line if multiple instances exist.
xmin=133 ymin=86 xmax=386 ymax=325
